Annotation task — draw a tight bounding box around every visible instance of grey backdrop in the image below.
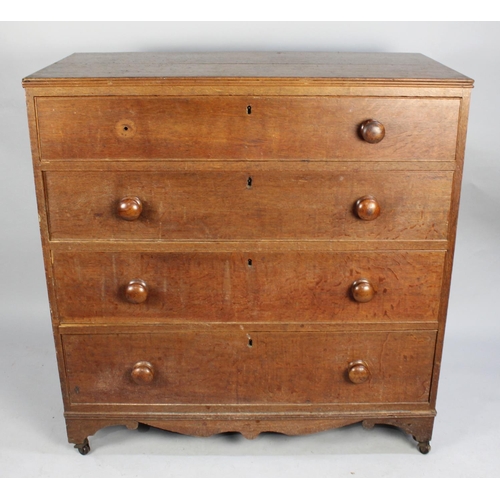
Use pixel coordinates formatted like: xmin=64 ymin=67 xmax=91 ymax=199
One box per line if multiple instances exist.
xmin=1 ymin=22 xmax=498 ymax=477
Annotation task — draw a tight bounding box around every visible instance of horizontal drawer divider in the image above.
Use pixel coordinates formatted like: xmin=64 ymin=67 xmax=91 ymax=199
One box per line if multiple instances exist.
xmin=65 ymin=408 xmax=437 ymax=416
xmin=50 ymin=240 xmax=449 ymax=252
xmin=58 ymin=323 xmax=439 ymax=334
xmin=39 ymin=160 xmax=459 ymax=171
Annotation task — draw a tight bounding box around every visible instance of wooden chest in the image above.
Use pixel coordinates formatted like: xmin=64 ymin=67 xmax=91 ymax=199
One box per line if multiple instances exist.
xmin=23 ymin=52 xmax=473 ymax=454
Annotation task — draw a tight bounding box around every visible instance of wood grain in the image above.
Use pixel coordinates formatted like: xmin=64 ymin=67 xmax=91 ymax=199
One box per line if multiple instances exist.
xmin=23 ymin=52 xmax=472 ymax=452
xmin=23 ymin=52 xmax=473 ymax=85
xmin=44 ymin=170 xmax=453 ymax=241
xmin=64 ymin=414 xmax=436 ymax=445
xmin=52 ymin=250 xmax=445 ymax=323
xmin=62 ymin=330 xmax=436 ymax=405
xmin=26 ymin=85 xmax=469 ymax=98
xmin=429 ymin=88 xmax=473 ymax=408
xmin=58 ymin=322 xmax=439 ymax=335
xmin=36 ymin=96 xmax=460 ymax=161
xmin=40 ymin=160 xmax=459 ymax=172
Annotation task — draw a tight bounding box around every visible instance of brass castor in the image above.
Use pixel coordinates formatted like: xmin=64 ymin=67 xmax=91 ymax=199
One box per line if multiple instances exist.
xmin=418 ymin=441 xmax=431 ymax=454
xmin=75 ymin=438 xmax=90 ymax=455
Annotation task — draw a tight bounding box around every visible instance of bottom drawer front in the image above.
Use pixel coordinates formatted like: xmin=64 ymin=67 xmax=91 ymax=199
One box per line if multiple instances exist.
xmin=63 ymin=331 xmax=436 ymax=405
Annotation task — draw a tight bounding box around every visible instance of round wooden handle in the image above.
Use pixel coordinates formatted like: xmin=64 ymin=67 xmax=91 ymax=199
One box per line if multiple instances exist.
xmin=348 ymin=360 xmax=371 ymax=384
xmin=131 ymin=361 xmax=155 ymax=385
xmin=355 ymin=195 xmax=381 ymax=221
xmin=117 ymin=196 xmax=143 ymax=221
xmin=359 ymin=119 xmax=385 ymax=143
xmin=125 ymin=279 xmax=148 ymax=304
xmin=351 ymin=278 xmax=375 ymax=303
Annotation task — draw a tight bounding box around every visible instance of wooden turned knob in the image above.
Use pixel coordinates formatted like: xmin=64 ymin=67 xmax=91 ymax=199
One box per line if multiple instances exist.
xmin=355 ymin=195 xmax=381 ymax=221
xmin=359 ymin=119 xmax=385 ymax=143
xmin=348 ymin=360 xmax=371 ymax=384
xmin=124 ymin=279 xmax=148 ymax=304
xmin=131 ymin=361 xmax=155 ymax=385
xmin=351 ymin=278 xmax=375 ymax=303
xmin=117 ymin=196 xmax=143 ymax=221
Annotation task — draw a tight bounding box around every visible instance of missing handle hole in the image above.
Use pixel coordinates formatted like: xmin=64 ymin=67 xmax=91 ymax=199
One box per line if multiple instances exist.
xmin=123 ymin=126 xmax=129 ymax=131
xmin=248 ymin=338 xmax=253 ymax=347
xmin=247 ymin=105 xmax=252 ymax=115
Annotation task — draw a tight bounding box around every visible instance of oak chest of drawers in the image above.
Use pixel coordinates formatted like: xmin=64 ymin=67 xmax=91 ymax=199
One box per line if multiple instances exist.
xmin=23 ymin=52 xmax=473 ymax=454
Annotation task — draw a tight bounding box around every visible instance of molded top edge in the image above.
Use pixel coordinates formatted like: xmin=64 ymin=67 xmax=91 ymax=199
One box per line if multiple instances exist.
xmin=22 ymin=52 xmax=474 ymax=87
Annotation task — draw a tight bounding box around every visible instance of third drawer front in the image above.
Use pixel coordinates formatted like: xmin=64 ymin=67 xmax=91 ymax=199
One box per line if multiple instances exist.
xmin=36 ymin=96 xmax=459 ymax=161
xmin=45 ymin=170 xmax=453 ymax=241
xmin=63 ymin=330 xmax=436 ymax=405
xmin=52 ymin=250 xmax=445 ymax=323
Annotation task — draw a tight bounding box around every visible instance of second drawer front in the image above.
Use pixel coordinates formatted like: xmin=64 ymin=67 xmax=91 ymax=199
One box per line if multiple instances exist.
xmin=45 ymin=170 xmax=453 ymax=241
xmin=63 ymin=330 xmax=436 ymax=405
xmin=53 ymin=250 xmax=445 ymax=323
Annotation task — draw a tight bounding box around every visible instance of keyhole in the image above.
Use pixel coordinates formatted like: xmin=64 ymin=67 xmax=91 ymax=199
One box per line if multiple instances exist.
xmin=247 ymin=105 xmax=252 ymax=115
xmin=248 ymin=338 xmax=253 ymax=347
xmin=248 ymin=259 xmax=253 ymax=267
xmin=247 ymin=177 xmax=252 ymax=188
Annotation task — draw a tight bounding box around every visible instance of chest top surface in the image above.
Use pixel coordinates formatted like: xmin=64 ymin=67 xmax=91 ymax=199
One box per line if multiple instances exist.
xmin=22 ymin=52 xmax=473 ymax=86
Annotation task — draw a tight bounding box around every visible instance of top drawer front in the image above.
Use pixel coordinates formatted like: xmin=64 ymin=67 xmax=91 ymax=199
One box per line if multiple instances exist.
xmin=36 ymin=96 xmax=460 ymax=161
